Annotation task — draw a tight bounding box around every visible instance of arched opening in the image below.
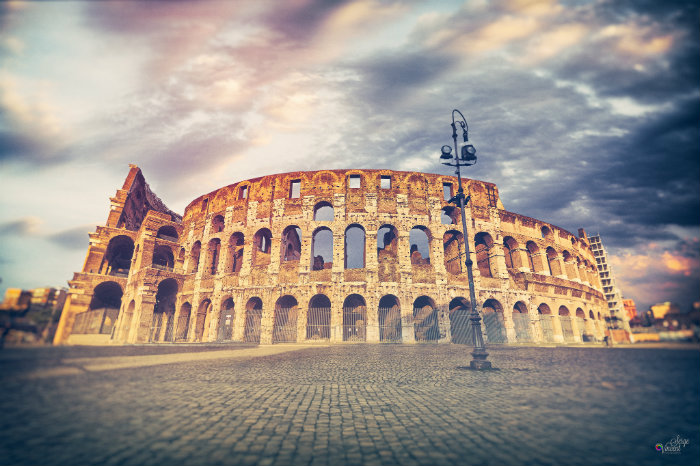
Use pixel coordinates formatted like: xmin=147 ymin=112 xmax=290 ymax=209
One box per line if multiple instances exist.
xmin=409 ymin=226 xmax=431 ymax=265
xmin=313 ymin=202 xmax=334 ymax=221
xmin=443 ymin=230 xmax=464 ymax=274
xmin=150 ymin=278 xmax=177 ymax=342
xmin=474 ymin=232 xmax=494 ymax=277
xmin=280 ymin=226 xmax=302 ymax=262
xmin=575 ymin=307 xmax=586 ymax=340
xmin=538 ymin=303 xmax=554 ymax=342
xmin=218 ymin=298 xmax=235 ymax=341
xmin=307 ymin=294 xmax=331 ymax=340
xmin=526 ymin=241 xmax=541 ymax=273
xmin=244 ymin=298 xmax=263 ymax=343
xmin=207 ymin=238 xmax=221 ymax=275
xmin=229 ymin=232 xmax=244 ymax=273
xmin=503 ymin=236 xmax=521 ymax=269
xmin=189 ymin=241 xmax=201 ymax=273
xmin=100 ymin=235 xmax=134 ymax=276
xmin=212 ymin=215 xmax=225 ymax=233
xmin=177 ymin=247 xmax=186 ymax=270
xmin=344 ymin=224 xmax=365 ymax=269
xmin=74 ymin=281 xmax=123 ymax=335
xmin=176 ymin=302 xmax=191 ymax=341
xmin=559 ymin=305 xmax=574 ymax=341
xmin=195 ymin=299 xmax=212 ymax=342
xmin=156 ymin=225 xmax=178 ymax=242
xmin=562 ymin=250 xmax=577 ymax=280
xmin=441 ymin=206 xmax=458 ymax=225
xmin=413 ymin=296 xmax=439 ymax=341
xmin=546 ymin=247 xmax=562 ymax=276
xmin=512 ymin=301 xmax=532 ymax=342
xmin=342 ymin=294 xmax=366 ymax=341
xmin=252 ymin=228 xmax=272 ymax=266
xmin=589 ymin=310 xmax=595 ymax=319
xmin=311 ymin=227 xmax=333 ymax=271
xmin=377 ymin=224 xmax=399 ymax=281
xmin=449 ymin=297 xmax=473 ymax=344
xmin=273 ymin=295 xmax=298 ymax=343
xmin=541 ymin=225 xmax=552 ymax=239
xmin=482 ymin=299 xmax=506 ymax=343
xmin=378 ymin=295 xmax=401 ymax=342
xmin=152 ymin=245 xmax=174 ymax=271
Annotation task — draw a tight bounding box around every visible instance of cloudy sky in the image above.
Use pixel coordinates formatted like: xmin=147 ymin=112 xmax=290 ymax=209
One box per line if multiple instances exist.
xmin=0 ymin=0 xmax=698 ymax=312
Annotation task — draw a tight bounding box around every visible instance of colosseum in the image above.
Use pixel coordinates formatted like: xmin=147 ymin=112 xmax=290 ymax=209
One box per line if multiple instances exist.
xmin=54 ymin=165 xmax=610 ymax=346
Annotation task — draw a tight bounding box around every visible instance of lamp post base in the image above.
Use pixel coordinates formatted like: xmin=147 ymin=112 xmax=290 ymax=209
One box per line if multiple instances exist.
xmin=470 ymin=348 xmax=492 ymax=370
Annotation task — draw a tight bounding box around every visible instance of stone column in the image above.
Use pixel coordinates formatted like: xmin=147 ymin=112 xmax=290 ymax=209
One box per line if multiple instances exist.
xmin=503 ymin=310 xmax=517 ymax=343
xmin=135 ymin=295 xmax=156 ymax=343
xmin=260 ymin=299 xmax=274 ymax=345
xmin=551 ymin=314 xmax=565 ymax=343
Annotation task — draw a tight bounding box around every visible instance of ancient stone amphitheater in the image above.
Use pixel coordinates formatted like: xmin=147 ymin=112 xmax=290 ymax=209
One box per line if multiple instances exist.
xmin=55 ymin=165 xmax=610 ymax=346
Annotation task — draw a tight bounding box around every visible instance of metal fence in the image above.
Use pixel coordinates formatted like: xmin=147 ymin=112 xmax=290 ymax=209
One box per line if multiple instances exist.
xmin=217 ymin=309 xmax=235 ymax=341
xmin=72 ymin=308 xmax=119 ymax=335
xmin=450 ymin=307 xmax=474 ymax=345
xmin=343 ymin=307 xmax=366 ymax=341
xmin=512 ymin=312 xmax=533 ymax=342
xmin=378 ymin=307 xmax=402 ymax=342
xmin=560 ymin=316 xmax=575 ymax=342
xmin=413 ymin=306 xmax=439 ymax=341
xmin=306 ymin=307 xmax=331 ymax=340
xmin=575 ymin=317 xmax=586 ymax=339
xmin=273 ymin=307 xmax=297 ymax=343
xmin=482 ymin=311 xmax=507 ymax=344
xmin=540 ymin=316 xmax=554 ymax=342
xmin=244 ymin=308 xmax=262 ymax=343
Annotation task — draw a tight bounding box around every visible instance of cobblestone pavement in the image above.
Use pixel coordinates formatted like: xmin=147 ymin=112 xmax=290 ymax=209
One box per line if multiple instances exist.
xmin=0 ymin=344 xmax=698 ymax=466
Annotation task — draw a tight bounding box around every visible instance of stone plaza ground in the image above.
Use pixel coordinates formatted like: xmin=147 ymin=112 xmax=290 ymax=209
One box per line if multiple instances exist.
xmin=0 ymin=343 xmax=698 ymax=466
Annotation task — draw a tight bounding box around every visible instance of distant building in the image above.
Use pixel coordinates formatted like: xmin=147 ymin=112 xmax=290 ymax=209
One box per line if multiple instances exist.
xmin=622 ymin=299 xmax=637 ymax=322
xmin=0 ymin=287 xmax=67 ymax=344
xmin=0 ymin=288 xmax=32 ymax=310
xmin=589 ymin=234 xmax=631 ymax=340
xmin=650 ymin=302 xmax=680 ymax=320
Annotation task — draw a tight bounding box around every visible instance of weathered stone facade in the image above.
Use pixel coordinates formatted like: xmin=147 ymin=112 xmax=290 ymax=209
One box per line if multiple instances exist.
xmin=55 ymin=165 xmax=609 ymax=346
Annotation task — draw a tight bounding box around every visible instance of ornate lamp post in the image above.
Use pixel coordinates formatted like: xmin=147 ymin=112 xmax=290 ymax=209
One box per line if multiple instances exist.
xmin=440 ymin=109 xmax=492 ymax=370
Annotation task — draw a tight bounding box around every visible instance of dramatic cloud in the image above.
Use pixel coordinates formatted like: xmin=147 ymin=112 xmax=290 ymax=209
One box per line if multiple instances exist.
xmin=0 ymin=0 xmax=697 ymax=309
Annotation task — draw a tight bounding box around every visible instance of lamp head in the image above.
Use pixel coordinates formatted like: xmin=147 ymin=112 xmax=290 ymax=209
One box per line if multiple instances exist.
xmin=440 ymin=145 xmax=453 ymax=160
xmin=461 ymin=144 xmax=477 ymax=164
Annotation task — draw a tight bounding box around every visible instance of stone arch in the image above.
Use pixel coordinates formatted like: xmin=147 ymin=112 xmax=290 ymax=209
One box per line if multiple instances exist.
xmin=273 ymin=295 xmax=298 ymax=343
xmin=409 ymin=226 xmax=431 ymax=264
xmin=252 ymin=228 xmax=272 ymax=266
xmin=474 ymin=232 xmax=495 ymax=278
xmin=206 ymin=238 xmax=222 ymax=275
xmin=589 ymin=310 xmax=595 ymax=319
xmin=541 ymin=225 xmax=552 ymax=239
xmin=449 ymin=297 xmax=472 ymax=344
xmin=311 ymin=227 xmax=333 ymax=271
xmin=244 ymin=298 xmax=263 ymax=343
xmin=218 ymin=297 xmax=235 ymax=341
xmin=342 ymin=294 xmax=366 ymax=341
xmin=189 ymin=241 xmax=201 ymax=273
xmin=156 ymin=225 xmax=178 ymax=241
xmin=512 ymin=301 xmax=532 ymax=342
xmin=194 ymin=299 xmax=212 ymax=342
xmin=413 ymin=296 xmax=439 ymax=342
xmin=89 ymin=281 xmax=123 ymax=311
xmin=344 ymin=224 xmax=365 ymax=269
xmin=176 ymin=302 xmax=191 ymax=341
xmin=212 ymin=214 xmax=225 ymax=233
xmin=229 ymin=232 xmax=244 ymax=273
xmin=378 ymin=295 xmax=401 ymax=342
xmin=177 ymin=247 xmax=185 ymax=270
xmin=101 ymin=235 xmax=134 ymax=276
xmin=75 ymin=281 xmax=123 ymax=337
xmin=443 ymin=230 xmax=464 ymax=274
xmin=537 ymin=303 xmax=554 ymax=342
xmin=503 ymin=236 xmax=521 ymax=269
xmin=562 ymin=250 xmax=577 ymax=279
xmin=150 ymin=278 xmax=177 ymax=342
xmin=526 ymin=241 xmax=543 ymax=273
xmin=280 ymin=226 xmax=302 ymax=262
xmin=559 ymin=305 xmax=574 ymax=342
xmin=152 ymin=244 xmax=174 ymax=270
xmin=482 ymin=298 xmax=506 ymax=343
xmin=307 ymin=294 xmax=331 ymax=340
xmin=313 ymin=201 xmax=334 ymax=221
xmin=546 ymin=247 xmax=562 ymax=276
xmin=377 ymin=224 xmax=399 ymax=281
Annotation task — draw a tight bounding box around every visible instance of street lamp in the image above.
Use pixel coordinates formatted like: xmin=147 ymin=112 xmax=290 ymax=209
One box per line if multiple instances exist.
xmin=440 ymin=109 xmax=492 ymax=370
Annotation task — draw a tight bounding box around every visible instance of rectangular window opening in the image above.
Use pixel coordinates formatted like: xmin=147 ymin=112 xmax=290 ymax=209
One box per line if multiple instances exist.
xmin=349 ymin=174 xmax=361 ymax=189
xmin=380 ymin=176 xmax=391 ymax=189
xmin=485 ymin=186 xmax=498 ymax=207
xmin=201 ymin=199 xmax=209 ymax=212
xmin=443 ymin=183 xmax=453 ymax=201
xmin=239 ymin=186 xmax=248 ymax=200
xmin=290 ymin=179 xmax=301 ymax=199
